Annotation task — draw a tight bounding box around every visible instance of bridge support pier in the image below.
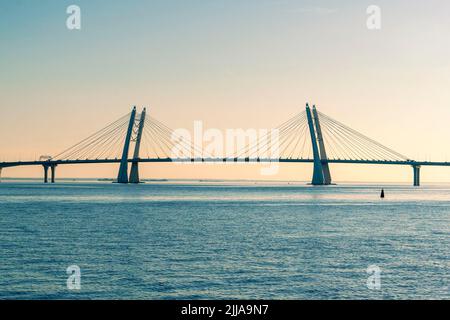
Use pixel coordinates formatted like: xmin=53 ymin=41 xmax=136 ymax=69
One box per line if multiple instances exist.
xmin=413 ymin=165 xmax=421 ymax=187
xmin=51 ymin=165 xmax=57 ymax=183
xmin=306 ymin=104 xmax=325 ymax=185
xmin=0 ymin=167 xmax=2 ymax=183
xmin=129 ymin=162 xmax=140 ymax=184
xmin=43 ymin=165 xmax=49 ymax=183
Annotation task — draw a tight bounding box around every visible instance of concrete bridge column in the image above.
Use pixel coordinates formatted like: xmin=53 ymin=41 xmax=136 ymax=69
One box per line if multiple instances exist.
xmin=129 ymin=108 xmax=146 ymax=184
xmin=413 ymin=165 xmax=421 ymax=186
xmin=0 ymin=167 xmax=2 ymax=183
xmin=117 ymin=107 xmax=137 ymax=184
xmin=312 ymin=105 xmax=332 ymax=185
xmin=306 ymin=103 xmax=325 ymax=185
xmin=51 ymin=165 xmax=57 ymax=183
xmin=43 ymin=165 xmax=49 ymax=183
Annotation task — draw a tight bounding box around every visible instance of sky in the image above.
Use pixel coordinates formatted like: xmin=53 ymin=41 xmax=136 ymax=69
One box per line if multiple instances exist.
xmin=1 ymin=0 xmax=450 ymax=183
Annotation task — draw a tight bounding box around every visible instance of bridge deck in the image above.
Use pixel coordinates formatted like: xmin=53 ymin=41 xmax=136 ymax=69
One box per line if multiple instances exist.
xmin=1 ymin=158 xmax=450 ymax=168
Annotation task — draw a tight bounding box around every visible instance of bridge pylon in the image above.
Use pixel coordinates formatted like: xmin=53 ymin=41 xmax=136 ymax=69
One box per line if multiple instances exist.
xmin=117 ymin=107 xmax=137 ymax=184
xmin=306 ymin=103 xmax=325 ymax=185
xmin=312 ymin=105 xmax=332 ymax=185
xmin=129 ymin=108 xmax=146 ymax=183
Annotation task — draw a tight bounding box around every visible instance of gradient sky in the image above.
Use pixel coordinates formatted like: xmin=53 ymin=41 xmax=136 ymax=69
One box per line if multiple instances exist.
xmin=1 ymin=0 xmax=450 ymax=182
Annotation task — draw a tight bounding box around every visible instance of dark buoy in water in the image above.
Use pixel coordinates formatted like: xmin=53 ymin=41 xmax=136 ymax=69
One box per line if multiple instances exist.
xmin=380 ymin=189 xmax=385 ymax=198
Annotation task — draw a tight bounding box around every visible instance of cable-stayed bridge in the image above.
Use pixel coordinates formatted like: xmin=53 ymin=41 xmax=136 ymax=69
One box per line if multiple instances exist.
xmin=1 ymin=104 xmax=449 ymax=186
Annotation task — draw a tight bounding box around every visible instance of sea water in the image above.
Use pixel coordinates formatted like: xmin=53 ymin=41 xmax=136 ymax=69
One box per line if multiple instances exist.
xmin=0 ymin=181 xmax=449 ymax=299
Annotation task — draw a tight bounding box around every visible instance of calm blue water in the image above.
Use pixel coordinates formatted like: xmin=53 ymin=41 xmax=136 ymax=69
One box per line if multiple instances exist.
xmin=0 ymin=181 xmax=449 ymax=299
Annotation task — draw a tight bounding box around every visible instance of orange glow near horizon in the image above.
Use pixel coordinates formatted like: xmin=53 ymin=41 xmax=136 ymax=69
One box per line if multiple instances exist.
xmin=1 ymin=1 xmax=450 ymax=183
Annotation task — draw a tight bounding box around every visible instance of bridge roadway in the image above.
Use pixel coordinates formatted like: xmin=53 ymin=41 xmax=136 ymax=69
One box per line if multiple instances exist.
xmin=1 ymin=158 xmax=450 ymax=168
xmin=1 ymin=158 xmax=449 ymax=185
